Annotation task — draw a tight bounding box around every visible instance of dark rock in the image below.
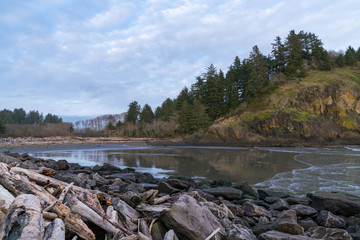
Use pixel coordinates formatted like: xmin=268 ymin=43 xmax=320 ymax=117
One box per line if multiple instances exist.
xmin=271 ymin=210 xmax=304 ymax=235
xmin=316 ymin=210 xmax=346 ymax=228
xmin=242 ymin=201 xmax=271 ymax=218
xmin=298 ymin=218 xmax=318 ymax=231
xmin=68 ymin=163 xmax=81 ymax=170
xmin=92 ymin=173 xmax=109 ymax=186
xmin=137 ymin=183 xmax=158 ymax=191
xmin=54 ymin=173 xmax=87 ymax=188
xmin=109 ymin=173 xmax=137 ymax=182
xmin=221 ymin=200 xmax=244 ymax=217
xmin=92 ymin=163 xmax=122 ymax=174
xmin=20 ymin=160 xmax=38 ymax=169
xmin=158 ymin=181 xmax=181 ymax=194
xmin=160 ymin=194 xmax=224 ymax=240
xmin=203 ymin=187 xmax=243 ymax=200
xmin=56 ymin=159 xmax=69 ymax=170
xmin=166 ymin=179 xmax=194 ymax=190
xmin=270 ymin=199 xmax=290 ymax=211
xmin=0 ymin=153 xmax=21 ymax=164
xmin=265 ymin=197 xmax=278 ymax=204
xmin=285 ymin=197 xmax=311 ymax=206
xmin=136 ymin=172 xmax=155 ymax=183
xmin=220 ymin=218 xmax=257 ymax=240
xmin=290 ymin=204 xmax=317 ymax=217
xmin=259 ymin=230 xmax=315 ymax=240
xmin=258 ymin=190 xmax=290 ymax=200
xmin=151 ymin=221 xmax=167 ymax=240
xmin=309 ymin=191 xmax=360 ymax=217
xmin=253 ymin=200 xmax=271 ymax=209
xmin=309 ymin=226 xmax=352 ymax=239
xmin=42 ymin=159 xmax=59 ymax=170
xmin=232 ymin=181 xmax=258 ymax=198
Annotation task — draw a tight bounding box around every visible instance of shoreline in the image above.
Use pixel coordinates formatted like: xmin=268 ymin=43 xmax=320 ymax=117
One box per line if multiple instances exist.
xmin=0 ymin=151 xmax=359 ymax=239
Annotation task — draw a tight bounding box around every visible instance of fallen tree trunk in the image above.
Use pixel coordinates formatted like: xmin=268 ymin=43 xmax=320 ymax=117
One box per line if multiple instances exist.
xmin=0 ymin=194 xmax=43 ymax=240
xmin=43 ymin=218 xmax=65 ymax=240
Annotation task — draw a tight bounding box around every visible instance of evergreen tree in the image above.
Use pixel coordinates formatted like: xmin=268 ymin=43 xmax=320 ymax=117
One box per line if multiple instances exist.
xmin=191 ymin=99 xmax=210 ymax=131
xmin=25 ymin=110 xmax=43 ymax=125
xmin=202 ymin=64 xmax=223 ymax=120
xmin=271 ymin=36 xmax=286 ymax=73
xmin=154 ymin=107 xmax=162 ymax=119
xmin=357 ymin=47 xmax=360 ymax=61
xmin=191 ymin=76 xmax=205 ymax=100
xmin=139 ymin=104 xmax=155 ymax=123
xmin=284 ymin=30 xmax=303 ymax=75
xmin=44 ymin=113 xmax=62 ymax=124
xmin=126 ymin=101 xmax=141 ymax=124
xmin=335 ymin=53 xmax=345 ymax=67
xmin=179 ymin=101 xmax=192 ymax=133
xmin=0 ymin=119 xmax=5 ymax=134
xmin=243 ymin=46 xmax=269 ymax=99
xmin=345 ymin=46 xmax=357 ymax=66
xmin=175 ymin=87 xmax=191 ymax=110
xmin=224 ymin=66 xmax=240 ymax=112
xmin=160 ymin=98 xmax=175 ymax=121
xmin=13 ymin=108 xmax=26 ymax=124
xmin=106 ymin=122 xmax=115 ymax=130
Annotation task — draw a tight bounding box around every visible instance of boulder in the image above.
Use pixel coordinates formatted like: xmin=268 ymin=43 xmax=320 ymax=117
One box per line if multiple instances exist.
xmin=290 ymin=204 xmax=317 ymax=217
xmin=203 ymin=187 xmax=243 ymax=200
xmin=242 ymin=201 xmax=271 ymax=218
xmin=316 ymin=210 xmax=346 ymax=228
xmin=259 ymin=230 xmax=316 ymax=240
xmin=200 ymin=201 xmax=235 ymax=219
xmin=56 ymin=159 xmax=69 ymax=170
xmin=309 ymin=191 xmax=360 ymax=217
xmin=271 ymin=210 xmax=304 ymax=235
xmin=285 ymin=197 xmax=311 ymax=206
xmin=0 ymin=153 xmax=21 ymax=165
xmin=298 ymin=218 xmax=318 ymax=231
xmin=310 ymin=226 xmax=352 ymax=240
xmin=158 ymin=181 xmax=180 ymax=194
xmin=135 ymin=172 xmax=155 ymax=183
xmin=160 ymin=194 xmax=224 ymax=240
xmin=270 ymin=199 xmax=290 ymax=211
xmin=232 ymin=181 xmax=258 ymax=198
xmin=258 ymin=190 xmax=289 ymax=200
xmin=220 ymin=218 xmax=257 ymax=240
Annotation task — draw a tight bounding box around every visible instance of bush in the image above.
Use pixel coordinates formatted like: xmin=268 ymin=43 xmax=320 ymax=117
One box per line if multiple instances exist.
xmin=0 ymin=119 xmax=5 ymax=134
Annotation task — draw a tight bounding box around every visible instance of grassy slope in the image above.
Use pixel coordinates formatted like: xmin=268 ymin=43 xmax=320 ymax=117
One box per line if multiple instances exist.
xmin=218 ymin=67 xmax=360 ymax=127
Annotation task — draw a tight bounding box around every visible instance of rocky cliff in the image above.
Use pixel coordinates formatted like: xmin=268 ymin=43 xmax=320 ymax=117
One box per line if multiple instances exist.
xmin=190 ymin=68 xmax=360 ymax=146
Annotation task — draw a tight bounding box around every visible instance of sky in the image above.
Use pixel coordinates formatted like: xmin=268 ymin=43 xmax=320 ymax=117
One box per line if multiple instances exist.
xmin=1 ymin=0 xmax=359 ymax=122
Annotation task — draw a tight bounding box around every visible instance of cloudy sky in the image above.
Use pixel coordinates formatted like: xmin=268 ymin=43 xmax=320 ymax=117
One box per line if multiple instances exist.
xmin=1 ymin=0 xmax=359 ymax=121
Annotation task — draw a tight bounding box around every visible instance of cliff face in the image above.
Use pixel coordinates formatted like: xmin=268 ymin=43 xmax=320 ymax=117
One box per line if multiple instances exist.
xmin=192 ymin=69 xmax=360 ymax=146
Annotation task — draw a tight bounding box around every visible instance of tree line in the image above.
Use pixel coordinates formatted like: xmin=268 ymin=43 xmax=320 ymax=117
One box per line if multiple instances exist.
xmin=111 ymin=30 xmax=360 ymax=137
xmin=0 ymin=108 xmax=63 ymax=125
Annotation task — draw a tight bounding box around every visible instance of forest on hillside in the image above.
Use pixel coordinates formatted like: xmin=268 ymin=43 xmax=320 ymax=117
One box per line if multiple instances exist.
xmin=106 ymin=30 xmax=360 ymax=138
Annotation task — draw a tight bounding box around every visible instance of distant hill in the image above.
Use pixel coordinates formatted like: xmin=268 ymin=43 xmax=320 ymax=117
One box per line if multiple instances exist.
xmin=185 ymin=67 xmax=360 ymax=146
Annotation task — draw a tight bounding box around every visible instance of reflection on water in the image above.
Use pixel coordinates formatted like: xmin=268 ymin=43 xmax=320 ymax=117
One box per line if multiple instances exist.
xmin=30 ymin=144 xmax=360 ymax=196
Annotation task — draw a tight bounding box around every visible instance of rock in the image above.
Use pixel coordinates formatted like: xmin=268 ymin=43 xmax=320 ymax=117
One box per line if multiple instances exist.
xmin=92 ymin=172 xmax=109 ymax=186
xmin=203 ymin=187 xmax=243 ymax=200
xmin=271 ymin=210 xmax=304 ymax=235
xmin=309 ymin=191 xmax=360 ymax=217
xmin=0 ymin=153 xmax=21 ymax=164
xmin=150 ymin=221 xmax=167 ymax=240
xmin=290 ymin=204 xmax=317 ymax=217
xmin=270 ymin=199 xmax=290 ymax=211
xmin=310 ymin=226 xmax=352 ymax=239
xmin=20 ymin=160 xmax=38 ymax=169
xmin=166 ymin=179 xmax=194 ymax=190
xmin=158 ymin=181 xmax=181 ymax=194
xmin=160 ymin=194 xmax=224 ymax=240
xmin=137 ymin=183 xmax=158 ymax=191
xmin=200 ymin=201 xmax=235 ymax=219
xmin=54 ymin=173 xmax=87 ymax=188
xmin=316 ymin=210 xmax=346 ymax=228
xmin=221 ymin=200 xmax=245 ymax=217
xmin=285 ymin=197 xmax=310 ymax=206
xmin=259 ymin=230 xmax=315 ymax=240
xmin=164 ymin=229 xmax=179 ymax=240
xmin=298 ymin=218 xmax=318 ymax=231
xmin=136 ymin=172 xmax=155 ymax=183
xmin=110 ymin=173 xmax=137 ymax=182
xmin=220 ymin=218 xmax=257 ymax=240
xmin=242 ymin=201 xmax=272 ymax=218
xmin=258 ymin=190 xmax=289 ymax=200
xmin=232 ymin=181 xmax=258 ymax=198
xmin=265 ymin=197 xmax=278 ymax=204
xmin=56 ymin=159 xmax=69 ymax=170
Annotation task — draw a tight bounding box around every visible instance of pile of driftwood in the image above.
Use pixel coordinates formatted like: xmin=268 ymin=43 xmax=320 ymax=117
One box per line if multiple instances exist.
xmin=0 ymin=161 xmax=179 ymax=239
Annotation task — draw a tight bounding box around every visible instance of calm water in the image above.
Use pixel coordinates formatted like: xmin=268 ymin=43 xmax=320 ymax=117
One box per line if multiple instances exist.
xmin=25 ymin=144 xmax=360 ymax=196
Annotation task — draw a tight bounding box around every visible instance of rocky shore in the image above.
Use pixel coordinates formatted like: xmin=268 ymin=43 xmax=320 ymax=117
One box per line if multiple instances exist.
xmin=0 ymin=151 xmax=360 ymax=240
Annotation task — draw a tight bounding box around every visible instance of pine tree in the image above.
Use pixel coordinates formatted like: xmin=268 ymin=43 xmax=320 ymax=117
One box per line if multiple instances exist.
xmin=139 ymin=104 xmax=155 ymax=123
xmin=179 ymin=101 xmax=192 ymax=133
xmin=0 ymin=119 xmax=5 ymax=134
xmin=271 ymin=36 xmax=286 ymax=73
xmin=243 ymin=46 xmax=269 ymax=99
xmin=345 ymin=46 xmax=357 ymax=66
xmin=284 ymin=30 xmax=303 ymax=75
xmin=175 ymin=87 xmax=191 ymax=110
xmin=335 ymin=54 xmax=345 ymax=67
xmin=126 ymin=101 xmax=141 ymax=124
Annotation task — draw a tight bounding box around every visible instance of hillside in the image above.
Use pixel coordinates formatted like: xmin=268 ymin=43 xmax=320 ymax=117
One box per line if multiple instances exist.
xmin=186 ymin=67 xmax=360 ymax=146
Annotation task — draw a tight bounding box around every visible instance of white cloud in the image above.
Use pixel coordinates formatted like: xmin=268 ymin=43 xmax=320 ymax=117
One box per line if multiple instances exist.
xmin=1 ymin=0 xmax=360 ymax=117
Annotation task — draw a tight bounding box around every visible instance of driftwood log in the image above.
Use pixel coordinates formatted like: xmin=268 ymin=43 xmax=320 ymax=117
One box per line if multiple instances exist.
xmin=0 ymin=194 xmax=43 ymax=240
xmin=43 ymin=218 xmax=65 ymax=240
